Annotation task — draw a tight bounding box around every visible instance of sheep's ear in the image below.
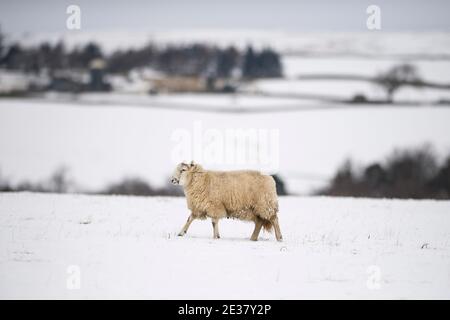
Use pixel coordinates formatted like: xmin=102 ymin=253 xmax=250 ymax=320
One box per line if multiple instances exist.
xmin=190 ymin=160 xmax=195 ymax=167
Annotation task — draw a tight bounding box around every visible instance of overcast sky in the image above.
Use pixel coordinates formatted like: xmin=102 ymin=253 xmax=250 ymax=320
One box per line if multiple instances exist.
xmin=1 ymin=0 xmax=450 ymax=34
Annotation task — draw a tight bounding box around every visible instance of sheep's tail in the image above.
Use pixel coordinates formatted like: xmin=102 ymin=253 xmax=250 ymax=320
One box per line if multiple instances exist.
xmin=262 ymin=219 xmax=273 ymax=233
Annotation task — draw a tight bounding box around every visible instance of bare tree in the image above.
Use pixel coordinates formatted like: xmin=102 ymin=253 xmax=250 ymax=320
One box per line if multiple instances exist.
xmin=374 ymin=64 xmax=422 ymax=102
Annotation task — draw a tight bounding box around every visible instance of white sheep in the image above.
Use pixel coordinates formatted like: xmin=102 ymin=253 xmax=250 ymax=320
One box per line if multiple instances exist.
xmin=171 ymin=162 xmax=283 ymax=241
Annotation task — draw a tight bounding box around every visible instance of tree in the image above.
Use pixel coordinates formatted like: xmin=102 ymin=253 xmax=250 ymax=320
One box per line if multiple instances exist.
xmin=242 ymin=46 xmax=282 ymax=79
xmin=46 ymin=167 xmax=72 ymax=193
xmin=80 ymin=42 xmax=103 ymax=67
xmin=364 ymin=163 xmax=386 ymax=189
xmin=0 ymin=25 xmax=4 ymax=63
xmin=2 ymin=43 xmax=22 ymax=69
xmin=257 ymin=48 xmax=282 ymax=78
xmin=318 ymin=147 xmax=445 ymax=199
xmin=216 ymin=46 xmax=239 ymax=78
xmin=375 ymin=64 xmax=422 ymax=102
xmin=242 ymin=46 xmax=257 ymax=78
xmin=430 ymin=157 xmax=450 ymax=197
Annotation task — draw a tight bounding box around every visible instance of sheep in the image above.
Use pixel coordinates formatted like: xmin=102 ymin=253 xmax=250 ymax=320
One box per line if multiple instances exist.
xmin=171 ymin=161 xmax=283 ymax=241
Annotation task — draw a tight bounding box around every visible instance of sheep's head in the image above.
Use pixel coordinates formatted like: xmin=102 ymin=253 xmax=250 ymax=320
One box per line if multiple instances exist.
xmin=171 ymin=161 xmax=202 ymax=186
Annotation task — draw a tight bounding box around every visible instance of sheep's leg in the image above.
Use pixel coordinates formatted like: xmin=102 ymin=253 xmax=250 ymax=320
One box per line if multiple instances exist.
xmin=178 ymin=214 xmax=195 ymax=236
xmin=211 ymin=218 xmax=220 ymax=239
xmin=272 ymin=216 xmax=283 ymax=242
xmin=250 ymin=218 xmax=263 ymax=241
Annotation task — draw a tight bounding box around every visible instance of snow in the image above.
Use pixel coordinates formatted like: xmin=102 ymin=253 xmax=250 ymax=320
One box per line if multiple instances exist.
xmin=1 ymin=98 xmax=450 ymax=195
xmin=253 ymin=79 xmax=383 ymax=100
xmin=0 ymin=70 xmax=50 ymax=93
xmin=0 ymin=71 xmax=29 ymax=93
xmin=42 ymin=92 xmax=308 ymax=110
xmin=0 ymin=192 xmax=449 ymax=299
xmin=1 ymin=31 xmax=450 ymax=193
xmin=260 ymin=55 xmax=450 ymax=103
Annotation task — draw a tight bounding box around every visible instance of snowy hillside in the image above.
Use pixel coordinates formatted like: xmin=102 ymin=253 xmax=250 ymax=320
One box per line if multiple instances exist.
xmin=1 ymin=99 xmax=450 ymax=194
xmin=0 ymin=192 xmax=449 ymax=299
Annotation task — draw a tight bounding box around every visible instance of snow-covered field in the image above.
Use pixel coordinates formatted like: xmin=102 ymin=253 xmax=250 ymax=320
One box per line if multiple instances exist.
xmin=0 ymin=192 xmax=449 ymax=299
xmin=1 ymin=98 xmax=450 ymax=194
xmin=1 ymin=30 xmax=450 ymax=193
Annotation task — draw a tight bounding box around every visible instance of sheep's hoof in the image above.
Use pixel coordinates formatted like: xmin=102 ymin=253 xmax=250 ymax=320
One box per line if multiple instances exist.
xmin=277 ymin=238 xmax=283 ymax=242
xmin=178 ymin=232 xmax=185 ymax=237
xmin=250 ymin=237 xmax=258 ymax=241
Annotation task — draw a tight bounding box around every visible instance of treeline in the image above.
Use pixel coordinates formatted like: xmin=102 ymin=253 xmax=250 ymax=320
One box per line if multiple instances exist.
xmin=0 ymin=168 xmax=288 ymax=197
xmin=0 ymin=30 xmax=282 ymax=78
xmin=318 ymin=146 xmax=450 ymax=199
xmin=0 ymin=167 xmax=182 ymax=196
xmin=0 ymin=42 xmax=103 ymax=73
